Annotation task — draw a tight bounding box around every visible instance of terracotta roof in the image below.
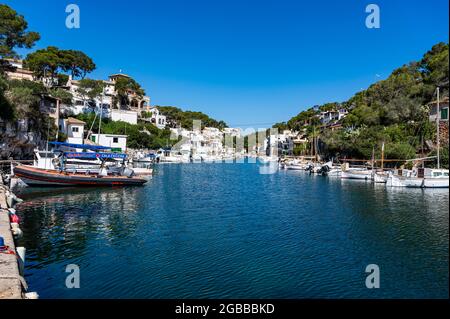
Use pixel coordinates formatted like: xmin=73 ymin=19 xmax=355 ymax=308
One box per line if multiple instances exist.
xmin=66 ymin=117 xmax=86 ymax=125
xmin=429 ymin=96 xmax=449 ymax=105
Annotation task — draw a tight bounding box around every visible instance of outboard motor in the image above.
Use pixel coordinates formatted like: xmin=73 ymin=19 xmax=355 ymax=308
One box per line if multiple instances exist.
xmin=319 ymin=165 xmax=330 ymax=176
xmin=121 ymin=167 xmax=135 ymax=178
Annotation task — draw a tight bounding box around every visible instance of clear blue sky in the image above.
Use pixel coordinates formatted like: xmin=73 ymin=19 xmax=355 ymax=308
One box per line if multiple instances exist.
xmin=5 ymin=0 xmax=449 ymax=128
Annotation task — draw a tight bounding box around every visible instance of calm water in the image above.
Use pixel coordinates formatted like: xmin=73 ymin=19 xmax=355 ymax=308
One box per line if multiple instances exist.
xmin=15 ymin=162 xmax=449 ymax=298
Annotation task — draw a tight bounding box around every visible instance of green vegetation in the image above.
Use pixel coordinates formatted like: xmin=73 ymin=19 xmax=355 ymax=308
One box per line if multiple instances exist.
xmin=157 ymin=106 xmax=227 ymax=130
xmin=0 ymin=4 xmax=40 ymax=59
xmin=74 ymin=113 xmax=176 ymax=150
xmin=24 ymin=46 xmax=95 ymax=82
xmin=279 ymin=42 xmax=449 ymax=167
xmin=113 ymin=76 xmax=145 ymax=109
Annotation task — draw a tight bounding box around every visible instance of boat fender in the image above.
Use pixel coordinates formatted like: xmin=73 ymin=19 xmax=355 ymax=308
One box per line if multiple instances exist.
xmin=25 ymin=292 xmax=39 ymax=299
xmin=9 ymin=213 xmax=20 ymax=224
xmin=12 ymin=227 xmax=23 ymax=239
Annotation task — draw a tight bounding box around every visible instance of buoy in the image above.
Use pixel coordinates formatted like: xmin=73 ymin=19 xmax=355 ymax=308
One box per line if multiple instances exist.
xmin=12 ymin=227 xmax=23 ymax=239
xmin=17 ymin=247 xmax=26 ymax=276
xmin=9 ymin=213 xmax=20 ymax=224
xmin=25 ymin=292 xmax=39 ymax=299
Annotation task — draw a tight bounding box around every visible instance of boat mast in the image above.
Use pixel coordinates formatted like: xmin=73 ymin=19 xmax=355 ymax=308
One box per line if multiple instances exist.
xmin=436 ymin=87 xmax=440 ymax=169
xmin=98 ymin=87 xmax=104 ymax=144
xmin=381 ymin=141 xmax=385 ymax=170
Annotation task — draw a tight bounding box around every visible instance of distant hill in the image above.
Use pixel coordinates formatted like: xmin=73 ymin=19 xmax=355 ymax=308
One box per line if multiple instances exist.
xmin=275 ymin=42 xmax=449 ymax=166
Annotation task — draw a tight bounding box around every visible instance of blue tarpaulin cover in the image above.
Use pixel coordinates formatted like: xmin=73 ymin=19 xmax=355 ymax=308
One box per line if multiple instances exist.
xmin=49 ymin=141 xmax=111 ymax=150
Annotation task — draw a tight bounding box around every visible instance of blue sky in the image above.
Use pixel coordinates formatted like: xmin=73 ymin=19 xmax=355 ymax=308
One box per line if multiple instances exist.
xmin=5 ymin=0 xmax=449 ymax=128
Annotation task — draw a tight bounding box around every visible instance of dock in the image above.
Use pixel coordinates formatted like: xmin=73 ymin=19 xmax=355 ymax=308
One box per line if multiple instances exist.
xmin=0 ymin=177 xmax=24 ymax=299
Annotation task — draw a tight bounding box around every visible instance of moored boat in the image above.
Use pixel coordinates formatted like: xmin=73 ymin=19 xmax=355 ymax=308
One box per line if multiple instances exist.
xmin=14 ymin=165 xmax=148 ymax=187
xmin=341 ymin=168 xmax=372 ymax=180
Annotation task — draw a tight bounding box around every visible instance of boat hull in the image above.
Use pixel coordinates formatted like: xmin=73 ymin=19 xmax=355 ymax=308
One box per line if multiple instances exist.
xmin=386 ymin=174 xmax=423 ymax=187
xmin=341 ymin=171 xmax=372 ymax=180
xmin=423 ymin=178 xmax=449 ymax=188
xmin=14 ymin=165 xmax=147 ymax=187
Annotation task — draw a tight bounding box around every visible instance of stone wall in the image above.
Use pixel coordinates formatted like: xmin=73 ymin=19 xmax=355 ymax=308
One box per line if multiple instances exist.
xmin=0 ymin=118 xmax=47 ymax=160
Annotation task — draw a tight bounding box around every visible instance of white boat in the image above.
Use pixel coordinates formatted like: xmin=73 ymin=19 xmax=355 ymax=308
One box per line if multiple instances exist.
xmin=373 ymin=171 xmax=389 ymax=183
xmin=423 ymin=169 xmax=449 ymax=188
xmin=258 ymin=156 xmax=278 ymax=165
xmin=327 ymin=167 xmax=342 ymax=177
xmin=341 ymin=168 xmax=372 ymax=180
xmin=386 ymin=172 xmax=423 ymax=188
xmin=284 ymin=159 xmax=306 ymax=170
xmin=386 ymin=168 xmax=449 ymax=188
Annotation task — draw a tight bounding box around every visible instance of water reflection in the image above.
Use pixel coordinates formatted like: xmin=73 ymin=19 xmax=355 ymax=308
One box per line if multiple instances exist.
xmin=17 ymin=186 xmax=145 ymax=268
xmin=14 ymin=165 xmax=449 ymax=298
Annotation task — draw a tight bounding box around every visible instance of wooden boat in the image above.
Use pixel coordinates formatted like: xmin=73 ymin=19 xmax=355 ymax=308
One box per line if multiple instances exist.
xmin=386 ymin=168 xmax=449 ymax=188
xmin=14 ymin=165 xmax=148 ymax=187
xmin=341 ymin=169 xmax=372 ymax=180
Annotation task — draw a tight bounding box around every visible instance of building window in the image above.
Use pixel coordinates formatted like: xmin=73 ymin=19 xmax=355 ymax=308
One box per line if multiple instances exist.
xmin=91 ymin=136 xmax=96 ymax=142
xmin=441 ymin=108 xmax=448 ymax=120
xmin=72 ymin=127 xmax=79 ymax=133
xmin=113 ymin=137 xmax=119 ymax=143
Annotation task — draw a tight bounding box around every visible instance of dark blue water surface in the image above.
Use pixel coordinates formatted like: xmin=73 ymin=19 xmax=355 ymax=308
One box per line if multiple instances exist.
xmin=15 ymin=163 xmax=449 ymax=298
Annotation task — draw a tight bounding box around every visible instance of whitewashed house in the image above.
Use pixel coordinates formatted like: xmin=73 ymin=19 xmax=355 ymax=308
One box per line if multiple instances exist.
xmin=90 ymin=133 xmax=128 ymax=152
xmin=65 ymin=76 xmax=115 ymax=117
xmin=59 ymin=117 xmax=86 ymax=145
xmin=319 ymin=109 xmax=348 ymax=125
xmin=147 ymin=107 xmax=167 ymax=129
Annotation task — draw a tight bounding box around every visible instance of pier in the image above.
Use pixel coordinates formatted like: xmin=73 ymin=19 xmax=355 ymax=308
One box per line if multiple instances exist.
xmin=0 ymin=177 xmax=24 ymax=299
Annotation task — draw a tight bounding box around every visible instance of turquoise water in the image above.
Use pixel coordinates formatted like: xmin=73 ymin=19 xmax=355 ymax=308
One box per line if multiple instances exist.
xmin=15 ymin=162 xmax=449 ymax=298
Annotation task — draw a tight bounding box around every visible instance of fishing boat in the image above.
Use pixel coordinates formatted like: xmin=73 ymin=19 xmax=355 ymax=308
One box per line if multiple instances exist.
xmin=423 ymin=169 xmax=449 ymax=188
xmin=14 ymin=143 xmax=148 ymax=187
xmin=340 ymin=168 xmax=373 ymax=180
xmin=133 ymin=152 xmax=156 ymax=163
xmin=373 ymin=171 xmax=389 ymax=183
xmin=14 ymin=164 xmax=147 ymax=187
xmin=284 ymin=159 xmax=306 ymax=170
xmin=385 ymin=168 xmax=449 ymax=188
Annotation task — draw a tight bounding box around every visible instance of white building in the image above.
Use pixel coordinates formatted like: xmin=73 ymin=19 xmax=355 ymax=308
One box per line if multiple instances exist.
xmin=265 ymin=131 xmax=295 ymax=156
xmin=223 ymin=127 xmax=241 ymax=137
xmin=111 ymin=109 xmax=138 ymax=125
xmin=146 ymin=107 xmax=167 ymax=129
xmin=319 ymin=109 xmax=348 ymax=125
xmin=90 ymin=133 xmax=128 ymax=152
xmin=66 ymin=76 xmax=115 ymax=117
xmin=59 ymin=117 xmax=86 ymax=145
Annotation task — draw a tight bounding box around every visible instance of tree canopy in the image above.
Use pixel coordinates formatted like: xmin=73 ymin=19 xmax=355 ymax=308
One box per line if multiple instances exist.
xmin=24 ymin=46 xmax=96 ymax=81
xmin=156 ymin=105 xmax=227 ymax=130
xmin=113 ymin=76 xmax=145 ymax=109
xmin=0 ymin=4 xmax=40 ymax=59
